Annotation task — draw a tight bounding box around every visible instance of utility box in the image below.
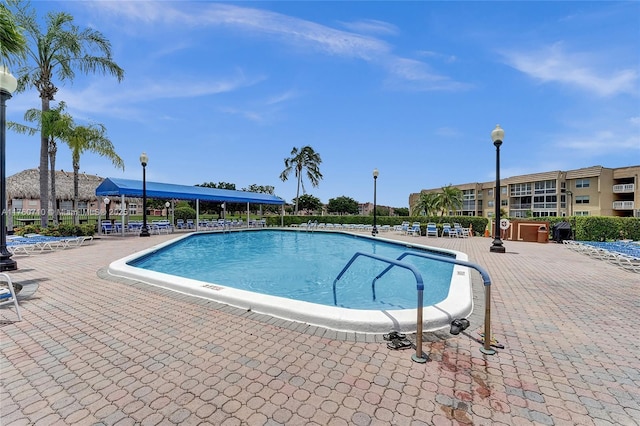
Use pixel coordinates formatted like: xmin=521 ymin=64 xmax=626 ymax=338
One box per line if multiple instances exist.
xmin=537 ymin=226 xmax=548 ymax=243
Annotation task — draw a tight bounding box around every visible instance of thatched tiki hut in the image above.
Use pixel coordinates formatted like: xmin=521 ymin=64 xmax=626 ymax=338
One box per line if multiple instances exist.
xmin=6 ymin=169 xmax=107 ymax=227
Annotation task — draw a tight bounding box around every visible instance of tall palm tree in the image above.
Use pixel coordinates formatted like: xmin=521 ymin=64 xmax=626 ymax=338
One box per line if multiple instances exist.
xmin=65 ymin=123 xmax=124 ymax=223
xmin=439 ymin=184 xmax=463 ymax=216
xmin=412 ymin=192 xmax=441 ymax=216
xmin=0 ymin=3 xmax=26 ymax=64
xmin=8 ymin=102 xmax=71 ymax=225
xmin=279 ymin=146 xmax=323 ymax=215
xmin=9 ymin=3 xmax=124 ymax=227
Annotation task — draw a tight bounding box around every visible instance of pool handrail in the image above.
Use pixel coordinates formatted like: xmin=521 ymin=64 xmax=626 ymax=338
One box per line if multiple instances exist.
xmin=334 ymin=250 xmax=496 ymax=362
xmin=333 ymin=251 xmax=425 ymax=305
xmin=370 ymin=251 xmax=495 ymax=358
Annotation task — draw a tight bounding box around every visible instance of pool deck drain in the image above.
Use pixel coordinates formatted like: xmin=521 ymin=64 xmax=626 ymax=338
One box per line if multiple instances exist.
xmin=1 ymin=230 xmax=639 ymax=425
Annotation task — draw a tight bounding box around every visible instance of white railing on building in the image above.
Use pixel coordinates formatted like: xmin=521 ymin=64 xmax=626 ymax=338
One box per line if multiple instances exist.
xmin=613 ymin=183 xmax=635 ymax=193
xmin=613 ymin=201 xmax=634 ymax=210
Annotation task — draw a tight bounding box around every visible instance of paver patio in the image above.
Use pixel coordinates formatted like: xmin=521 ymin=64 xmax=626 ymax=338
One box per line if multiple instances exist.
xmin=1 ymin=230 xmax=639 ymax=425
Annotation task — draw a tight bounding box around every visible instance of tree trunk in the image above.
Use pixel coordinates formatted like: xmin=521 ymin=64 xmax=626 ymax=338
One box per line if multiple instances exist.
xmin=73 ymin=156 xmax=80 ymax=225
xmin=39 ymin=98 xmax=50 ymax=227
xmin=49 ymin=138 xmax=57 ymax=226
xmin=295 ymin=172 xmax=302 ymax=215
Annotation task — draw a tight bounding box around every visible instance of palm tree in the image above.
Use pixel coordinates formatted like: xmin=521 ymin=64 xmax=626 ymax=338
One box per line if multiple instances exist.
xmin=9 ymin=3 xmax=124 ymax=227
xmin=8 ymin=102 xmax=72 ymax=225
xmin=412 ymin=192 xmax=441 ymax=216
xmin=279 ymin=146 xmax=323 ymax=215
xmin=65 ymin=123 xmax=124 ymax=223
xmin=0 ymin=4 xmax=26 ymax=64
xmin=439 ymin=184 xmax=463 ymax=216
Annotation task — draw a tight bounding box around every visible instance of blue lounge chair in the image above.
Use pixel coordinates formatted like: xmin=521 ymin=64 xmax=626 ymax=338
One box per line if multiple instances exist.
xmin=426 ymin=223 xmax=438 ymax=237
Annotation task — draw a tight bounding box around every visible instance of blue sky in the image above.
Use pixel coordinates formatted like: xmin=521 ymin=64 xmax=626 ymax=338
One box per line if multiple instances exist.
xmin=5 ymin=1 xmax=639 ymax=208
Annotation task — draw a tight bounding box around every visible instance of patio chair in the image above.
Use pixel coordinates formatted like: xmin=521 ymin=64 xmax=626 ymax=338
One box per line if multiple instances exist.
xmin=408 ymin=222 xmax=421 ymax=237
xmin=426 ymin=223 xmax=438 ymax=238
xmin=101 ymin=221 xmax=113 ymax=234
xmin=0 ymin=273 xmax=22 ymax=321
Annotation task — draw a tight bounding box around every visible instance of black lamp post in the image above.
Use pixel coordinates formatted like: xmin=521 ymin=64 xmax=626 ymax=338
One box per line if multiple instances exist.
xmin=139 ymin=152 xmax=150 ymax=237
xmin=165 ymin=201 xmax=170 ymax=221
xmin=0 ymin=66 xmax=18 ymax=271
xmin=372 ymin=168 xmax=379 ymax=236
xmin=490 ymin=124 xmax=505 ymax=253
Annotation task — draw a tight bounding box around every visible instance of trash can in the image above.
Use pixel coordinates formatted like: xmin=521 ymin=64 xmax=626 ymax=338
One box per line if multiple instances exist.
xmin=537 ymin=226 xmax=548 ymax=243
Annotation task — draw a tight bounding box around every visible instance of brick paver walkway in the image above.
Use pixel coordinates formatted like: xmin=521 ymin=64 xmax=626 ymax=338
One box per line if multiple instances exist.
xmin=1 ymin=231 xmax=638 ymax=425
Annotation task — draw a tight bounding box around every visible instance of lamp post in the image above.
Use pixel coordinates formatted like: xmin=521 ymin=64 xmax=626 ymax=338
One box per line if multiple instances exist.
xmin=104 ymin=197 xmax=110 ymax=221
xmin=165 ymin=201 xmax=170 ymax=221
xmin=490 ymin=125 xmax=505 ymax=253
xmin=139 ymin=152 xmax=150 ymax=237
xmin=0 ymin=67 xmax=18 ymax=271
xmin=372 ymin=168 xmax=379 ymax=236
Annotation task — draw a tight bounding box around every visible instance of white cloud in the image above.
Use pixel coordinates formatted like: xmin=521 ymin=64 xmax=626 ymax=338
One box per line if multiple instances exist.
xmin=85 ymin=1 xmax=464 ymax=91
xmin=338 ymin=19 xmax=399 ymax=36
xmin=502 ymin=42 xmax=638 ymax=97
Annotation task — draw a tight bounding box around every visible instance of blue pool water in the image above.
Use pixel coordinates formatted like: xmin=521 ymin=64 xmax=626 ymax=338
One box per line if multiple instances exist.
xmin=129 ymin=230 xmax=456 ymax=310
xmin=583 ymin=241 xmax=640 ymax=258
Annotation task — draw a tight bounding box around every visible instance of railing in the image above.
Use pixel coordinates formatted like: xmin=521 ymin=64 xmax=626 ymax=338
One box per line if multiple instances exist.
xmin=613 ymin=183 xmax=635 ymax=193
xmin=333 ymin=251 xmax=496 ymax=362
xmin=613 ymin=201 xmax=634 ymax=210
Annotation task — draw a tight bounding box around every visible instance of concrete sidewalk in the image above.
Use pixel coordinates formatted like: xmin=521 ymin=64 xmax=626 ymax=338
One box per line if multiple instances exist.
xmin=1 ymin=231 xmax=638 ymax=425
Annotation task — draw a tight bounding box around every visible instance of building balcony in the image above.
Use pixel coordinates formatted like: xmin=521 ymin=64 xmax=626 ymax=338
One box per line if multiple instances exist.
xmin=613 ymin=183 xmax=635 ymax=193
xmin=613 ymin=201 xmax=634 ymax=210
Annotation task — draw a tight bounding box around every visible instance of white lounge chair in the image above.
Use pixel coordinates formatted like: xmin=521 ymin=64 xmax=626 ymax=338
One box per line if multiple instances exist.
xmin=426 ymin=223 xmax=438 ymax=238
xmin=408 ymin=222 xmax=421 ymax=237
xmin=0 ymin=273 xmax=22 ymax=321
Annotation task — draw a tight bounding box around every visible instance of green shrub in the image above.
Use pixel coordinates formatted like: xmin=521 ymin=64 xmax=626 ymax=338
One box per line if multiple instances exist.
xmin=174 ymin=206 xmax=197 ymax=222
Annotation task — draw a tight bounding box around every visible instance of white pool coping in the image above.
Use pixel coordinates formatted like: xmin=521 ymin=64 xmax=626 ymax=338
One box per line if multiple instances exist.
xmin=107 ymin=230 xmax=473 ymax=334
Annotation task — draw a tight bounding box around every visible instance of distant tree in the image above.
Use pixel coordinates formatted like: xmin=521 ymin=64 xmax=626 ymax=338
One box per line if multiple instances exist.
xmin=242 ymin=184 xmax=275 ymax=195
xmin=373 ymin=206 xmax=390 ymax=216
xmin=241 ymin=184 xmax=278 ymax=215
xmin=412 ymin=192 xmax=441 ymax=216
xmin=195 ymin=181 xmax=237 ymax=215
xmin=279 ymin=146 xmax=323 ymax=215
xmin=8 ymin=101 xmax=72 ymax=225
xmin=10 ymin=2 xmax=124 ymax=226
xmin=64 ymin=121 xmax=124 ymax=223
xmin=295 ymin=194 xmax=322 ymax=213
xmin=394 ymin=207 xmax=409 ymax=216
xmin=327 ymin=196 xmax=359 ymax=215
xmin=439 ymin=184 xmax=463 ymax=216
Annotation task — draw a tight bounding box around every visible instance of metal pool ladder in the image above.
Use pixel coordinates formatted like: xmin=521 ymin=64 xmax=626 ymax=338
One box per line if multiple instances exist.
xmin=333 ymin=251 xmax=495 ymax=362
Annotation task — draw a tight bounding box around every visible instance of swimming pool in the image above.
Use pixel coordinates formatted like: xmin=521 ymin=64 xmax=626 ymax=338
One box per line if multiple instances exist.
xmin=108 ymin=229 xmax=473 ymax=333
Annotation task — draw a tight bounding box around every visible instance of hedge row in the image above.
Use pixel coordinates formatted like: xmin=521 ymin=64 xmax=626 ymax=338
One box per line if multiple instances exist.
xmin=265 ymin=215 xmax=490 ymax=236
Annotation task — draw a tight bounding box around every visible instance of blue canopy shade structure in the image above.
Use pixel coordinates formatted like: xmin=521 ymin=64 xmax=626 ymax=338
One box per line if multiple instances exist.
xmin=95 ymin=178 xmax=285 ymax=205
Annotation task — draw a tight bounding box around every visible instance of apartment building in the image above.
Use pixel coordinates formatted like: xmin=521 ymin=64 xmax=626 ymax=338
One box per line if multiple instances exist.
xmin=409 ymin=165 xmax=640 ymax=219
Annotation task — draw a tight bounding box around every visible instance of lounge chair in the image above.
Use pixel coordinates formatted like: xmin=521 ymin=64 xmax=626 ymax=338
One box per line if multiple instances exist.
xmin=0 ymin=273 xmax=21 ymax=321
xmin=442 ymin=223 xmax=453 ymax=237
xmin=426 ymin=222 xmax=438 ymax=238
xmin=408 ymin=222 xmax=421 ymax=237
xmin=101 ymin=221 xmax=113 ymax=234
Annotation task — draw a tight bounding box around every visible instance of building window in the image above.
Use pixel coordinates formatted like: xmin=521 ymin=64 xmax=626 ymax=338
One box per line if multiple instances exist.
xmin=575 ymin=195 xmax=590 ymax=204
xmin=488 ymin=189 xmax=493 ymax=198
xmin=535 ymin=180 xmax=556 ymax=194
xmin=501 ymin=199 xmax=508 ymax=206
xmin=488 ymin=201 xmax=494 ymax=207
xmin=129 ymin=203 xmax=138 ymax=214
xmin=575 ymin=211 xmax=589 ymax=216
xmin=511 ymin=183 xmax=532 ymax=196
xmin=12 ymin=199 xmax=23 ymax=213
xmin=575 ymin=179 xmax=590 ymax=188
